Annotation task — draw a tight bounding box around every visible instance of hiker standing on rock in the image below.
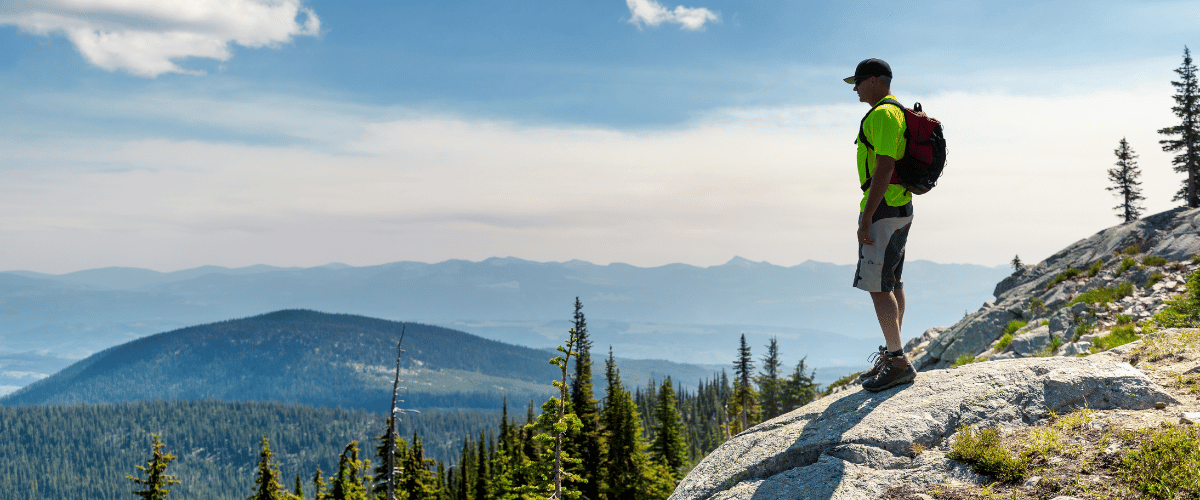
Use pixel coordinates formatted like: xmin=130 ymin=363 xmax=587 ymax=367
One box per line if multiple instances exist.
xmin=846 ymin=58 xmax=918 ymax=392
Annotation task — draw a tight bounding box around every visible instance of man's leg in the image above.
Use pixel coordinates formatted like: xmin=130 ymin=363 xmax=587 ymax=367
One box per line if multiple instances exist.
xmin=870 ymin=290 xmax=903 ymax=352
xmin=896 ymin=286 xmax=905 ymax=333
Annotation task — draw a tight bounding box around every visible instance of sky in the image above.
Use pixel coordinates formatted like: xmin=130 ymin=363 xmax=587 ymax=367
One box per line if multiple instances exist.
xmin=0 ymin=0 xmax=1198 ymax=274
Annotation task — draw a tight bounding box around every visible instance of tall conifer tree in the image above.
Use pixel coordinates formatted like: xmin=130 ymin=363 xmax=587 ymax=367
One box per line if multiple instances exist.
xmin=757 ymin=338 xmax=785 ymax=420
xmin=566 ymin=298 xmax=606 ymax=500
xmin=649 ymin=377 xmax=687 ymax=477
xmin=329 ymin=442 xmax=368 ymax=500
xmin=601 ymin=349 xmax=651 ymax=500
xmin=247 ymin=436 xmax=290 ymax=500
xmin=1109 ymin=137 xmax=1145 ymax=222
xmin=127 ymin=433 xmax=180 ymax=500
xmin=727 ymin=335 xmax=760 ymax=434
xmin=783 ymin=357 xmax=818 ymax=412
xmin=1159 ymin=46 xmax=1200 ymax=208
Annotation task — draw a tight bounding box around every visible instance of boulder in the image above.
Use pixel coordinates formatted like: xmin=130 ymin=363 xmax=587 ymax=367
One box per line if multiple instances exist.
xmin=1007 ymin=325 xmax=1055 ymax=357
xmin=670 ymin=357 xmax=1175 ymax=500
xmin=931 ymin=306 xmax=1015 ymax=367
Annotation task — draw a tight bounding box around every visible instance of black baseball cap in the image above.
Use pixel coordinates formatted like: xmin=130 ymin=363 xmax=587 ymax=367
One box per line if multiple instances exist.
xmin=843 ymin=58 xmax=892 ymax=84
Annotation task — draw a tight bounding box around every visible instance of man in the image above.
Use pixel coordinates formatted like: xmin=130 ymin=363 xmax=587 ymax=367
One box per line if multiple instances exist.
xmin=844 ymin=58 xmax=917 ymax=392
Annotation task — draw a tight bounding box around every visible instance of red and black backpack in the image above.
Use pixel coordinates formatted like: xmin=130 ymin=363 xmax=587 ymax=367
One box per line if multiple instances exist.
xmin=857 ymin=99 xmax=947 ymax=195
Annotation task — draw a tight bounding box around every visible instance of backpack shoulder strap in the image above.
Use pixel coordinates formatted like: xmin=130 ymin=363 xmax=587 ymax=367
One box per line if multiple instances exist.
xmin=858 ymin=98 xmax=905 ymax=191
xmin=856 ymin=98 xmax=905 ymax=150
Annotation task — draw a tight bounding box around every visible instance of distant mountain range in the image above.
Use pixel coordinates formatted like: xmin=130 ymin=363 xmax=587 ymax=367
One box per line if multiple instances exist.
xmin=0 ymin=257 xmax=1009 ymax=394
xmin=1 ymin=310 xmax=721 ymax=411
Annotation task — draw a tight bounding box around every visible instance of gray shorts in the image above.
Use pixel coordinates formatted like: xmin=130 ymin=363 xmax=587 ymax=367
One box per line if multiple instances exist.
xmin=853 ymin=203 xmax=912 ymax=293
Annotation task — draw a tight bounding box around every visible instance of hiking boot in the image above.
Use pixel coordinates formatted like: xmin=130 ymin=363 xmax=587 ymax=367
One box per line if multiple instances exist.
xmin=862 ymin=351 xmax=916 ymax=393
xmin=855 ymin=346 xmax=889 ymax=383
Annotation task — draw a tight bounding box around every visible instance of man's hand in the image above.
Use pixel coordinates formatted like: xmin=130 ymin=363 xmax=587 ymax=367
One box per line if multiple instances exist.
xmin=858 ymin=216 xmax=874 ymax=246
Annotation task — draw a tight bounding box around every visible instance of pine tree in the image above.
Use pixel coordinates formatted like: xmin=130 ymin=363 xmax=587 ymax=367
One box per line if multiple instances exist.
xmin=399 ymin=434 xmax=440 ymax=500
xmin=782 ymin=357 xmax=818 ymax=412
xmin=566 ymin=298 xmax=605 ymax=500
xmin=521 ymin=328 xmax=585 ymax=500
xmin=727 ymin=335 xmax=760 ymax=434
xmin=649 ymin=377 xmax=687 ymax=477
xmin=1011 ymin=255 xmax=1023 ymax=274
xmin=312 ymin=466 xmax=328 ymax=500
xmin=294 ymin=475 xmax=304 ymax=500
xmin=126 ymin=433 xmax=181 ymax=500
xmin=371 ymin=428 xmax=410 ymax=499
xmin=757 ymin=338 xmax=784 ymax=420
xmin=1108 ymin=137 xmax=1146 ymax=222
xmin=247 ymin=436 xmax=290 ymax=500
xmin=1159 ymin=46 xmax=1200 ymax=208
xmin=601 ymin=348 xmax=652 ymax=500
xmin=474 ymin=431 xmax=490 ymax=500
xmin=329 ymin=442 xmax=368 ymax=500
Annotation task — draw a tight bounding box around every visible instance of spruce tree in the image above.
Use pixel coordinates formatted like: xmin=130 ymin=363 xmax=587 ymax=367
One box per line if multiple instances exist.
xmin=1011 ymin=255 xmax=1022 ymax=274
xmin=566 ymin=298 xmax=605 ymax=500
xmin=127 ymin=433 xmax=180 ymax=500
xmin=474 ymin=431 xmax=490 ymax=500
xmin=312 ymin=466 xmax=327 ymax=500
xmin=727 ymin=335 xmax=760 ymax=434
xmin=1108 ymin=137 xmax=1145 ymax=222
xmin=399 ymin=434 xmax=440 ymax=500
xmin=294 ymin=475 xmax=304 ymax=500
xmin=329 ymin=442 xmax=368 ymax=500
xmin=783 ymin=357 xmax=818 ymax=412
xmin=649 ymin=377 xmax=687 ymax=477
xmin=371 ymin=428 xmax=410 ymax=499
xmin=757 ymin=338 xmax=784 ymax=420
xmin=521 ymin=328 xmax=584 ymax=500
xmin=247 ymin=436 xmax=289 ymax=500
xmin=601 ymin=348 xmax=652 ymax=500
xmin=1159 ymin=46 xmax=1200 ymax=208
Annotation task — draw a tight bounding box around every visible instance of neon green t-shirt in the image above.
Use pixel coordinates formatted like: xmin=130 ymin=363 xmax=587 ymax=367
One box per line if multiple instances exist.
xmin=856 ymin=95 xmax=911 ymax=211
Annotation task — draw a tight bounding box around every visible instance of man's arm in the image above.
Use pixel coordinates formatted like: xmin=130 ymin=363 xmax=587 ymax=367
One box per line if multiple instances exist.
xmin=857 ymin=154 xmax=896 ymax=246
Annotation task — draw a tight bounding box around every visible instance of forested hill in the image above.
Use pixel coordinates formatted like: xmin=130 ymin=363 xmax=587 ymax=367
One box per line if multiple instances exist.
xmin=0 ymin=310 xmax=566 ymax=411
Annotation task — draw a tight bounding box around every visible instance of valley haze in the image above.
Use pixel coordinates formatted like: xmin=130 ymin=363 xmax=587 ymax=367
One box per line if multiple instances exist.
xmin=0 ymin=256 xmax=1007 ymax=396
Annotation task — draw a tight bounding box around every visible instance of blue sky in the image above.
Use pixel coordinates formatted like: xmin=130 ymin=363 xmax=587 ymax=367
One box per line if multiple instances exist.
xmin=1 ymin=0 xmax=1198 ymax=273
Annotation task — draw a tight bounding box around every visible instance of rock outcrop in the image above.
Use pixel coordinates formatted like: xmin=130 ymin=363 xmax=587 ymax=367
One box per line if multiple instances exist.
xmin=670 ymin=207 xmax=1200 ymax=500
xmin=908 ymin=207 xmax=1200 ymax=370
xmin=670 ymin=356 xmax=1176 ymax=500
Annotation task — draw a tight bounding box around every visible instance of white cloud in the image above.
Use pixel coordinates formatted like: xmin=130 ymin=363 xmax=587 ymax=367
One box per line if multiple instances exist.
xmin=626 ymin=0 xmax=718 ymax=31
xmin=0 ymin=0 xmax=320 ymax=77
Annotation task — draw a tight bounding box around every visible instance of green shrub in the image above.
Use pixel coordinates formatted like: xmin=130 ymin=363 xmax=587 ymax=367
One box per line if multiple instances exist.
xmin=1192 ymin=254 xmax=1200 ymax=264
xmin=948 ymin=425 xmax=1027 ymax=481
xmin=1116 ymin=314 xmax=1134 ymax=325
xmin=1029 ymin=297 xmax=1047 ymax=315
xmin=1124 ymin=245 xmax=1140 ymax=255
xmin=1046 ymin=268 xmax=1082 ymax=289
xmin=1072 ymin=320 xmax=1094 ymax=342
xmin=1087 ymin=260 xmax=1104 ymax=277
xmin=1142 ymin=255 xmax=1168 ymax=267
xmin=1120 ymin=425 xmax=1200 ymax=499
xmin=1069 ymin=281 xmax=1134 ymax=306
xmin=1146 ymin=268 xmax=1200 ymax=330
xmin=1147 ymin=272 xmax=1166 ymax=288
xmin=994 ymin=333 xmax=1014 ymax=352
xmin=821 ymin=371 xmax=860 ymax=396
xmin=1116 ymin=257 xmax=1138 ymax=276
xmin=1037 ymin=335 xmax=1063 ymax=357
xmin=952 ymin=354 xmax=983 ymax=368
xmin=1092 ymin=325 xmax=1140 ymax=352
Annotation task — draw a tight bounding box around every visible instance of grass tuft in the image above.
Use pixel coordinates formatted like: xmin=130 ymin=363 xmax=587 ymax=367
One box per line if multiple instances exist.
xmin=1088 ymin=260 xmax=1105 ymax=277
xmin=1047 ymin=268 xmax=1083 ymax=289
xmin=1120 ymin=425 xmax=1200 ymax=499
xmin=1092 ymin=325 xmax=1140 ymax=353
xmin=1070 ymin=281 xmax=1134 ymax=306
xmin=948 ymin=425 xmax=1027 ymax=482
xmin=1142 ymin=255 xmax=1168 ymax=267
xmin=1115 ymin=257 xmax=1138 ymax=276
xmin=1146 ymin=272 xmax=1166 ymax=288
